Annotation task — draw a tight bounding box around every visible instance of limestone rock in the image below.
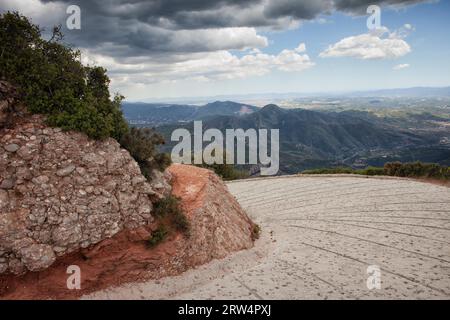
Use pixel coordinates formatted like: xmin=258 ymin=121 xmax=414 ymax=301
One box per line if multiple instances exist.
xmin=0 ymin=178 xmax=15 ymax=190
xmin=4 ymin=144 xmax=19 ymax=152
xmin=0 ymin=115 xmax=172 ymax=275
xmin=56 ymin=165 xmax=76 ymax=177
xmin=148 ymin=169 xmax=173 ymax=200
xmin=17 ymin=242 xmax=56 ymax=272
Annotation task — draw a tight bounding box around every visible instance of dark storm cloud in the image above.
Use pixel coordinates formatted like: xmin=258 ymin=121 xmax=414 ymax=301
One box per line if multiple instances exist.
xmin=334 ymin=0 xmax=433 ymax=13
xmin=12 ymin=0 xmax=431 ymax=58
xmin=35 ymin=0 xmax=269 ymax=56
xmin=264 ymin=0 xmax=334 ymax=20
xmin=41 ymin=0 xmax=262 ymax=27
xmin=42 ymin=0 xmax=433 ymax=30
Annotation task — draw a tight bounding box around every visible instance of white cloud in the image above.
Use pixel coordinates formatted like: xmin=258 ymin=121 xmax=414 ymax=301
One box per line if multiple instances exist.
xmin=0 ymin=0 xmax=66 ymax=33
xmin=319 ymin=28 xmax=411 ymax=60
xmin=404 ymin=23 xmax=413 ymax=30
xmin=81 ymin=42 xmax=315 ymax=90
xmin=393 ymin=63 xmax=410 ymax=70
xmin=276 ymin=49 xmax=314 ymax=71
xmin=389 ymin=23 xmax=415 ymax=39
xmin=295 ymin=43 xmax=306 ymax=53
xmin=169 ymin=27 xmax=269 ymax=52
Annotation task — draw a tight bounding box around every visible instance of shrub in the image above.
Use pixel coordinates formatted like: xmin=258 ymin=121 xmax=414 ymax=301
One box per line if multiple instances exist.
xmin=153 ymin=153 xmax=173 ymax=172
xmin=195 ymin=151 xmax=249 ymax=181
xmin=383 ymin=162 xmax=403 ymax=176
xmin=172 ymin=209 xmax=190 ymax=234
xmin=356 ymin=166 xmax=385 ymax=176
xmin=383 ymin=161 xmax=449 ymax=179
xmin=199 ymin=162 xmax=249 ymax=181
xmin=0 ymin=12 xmax=129 ymax=140
xmin=0 ymin=12 xmax=170 ymax=176
xmin=302 ymin=167 xmax=354 ymax=174
xmin=302 ymin=162 xmax=449 ymax=180
xmin=119 ymin=127 xmax=172 ymax=176
xmin=251 ymin=224 xmax=261 ymax=241
xmin=147 ymin=225 xmax=168 ymax=248
xmin=153 ymin=195 xmax=190 ymax=234
xmin=153 ymin=195 xmax=180 ymax=218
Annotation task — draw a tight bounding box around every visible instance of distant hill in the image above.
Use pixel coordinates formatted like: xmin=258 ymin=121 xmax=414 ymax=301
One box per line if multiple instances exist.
xmin=156 ymin=104 xmax=449 ymax=174
xmin=348 ymin=87 xmax=450 ymax=98
xmin=132 ymin=86 xmax=450 ymax=104
xmin=122 ymin=101 xmax=258 ymax=126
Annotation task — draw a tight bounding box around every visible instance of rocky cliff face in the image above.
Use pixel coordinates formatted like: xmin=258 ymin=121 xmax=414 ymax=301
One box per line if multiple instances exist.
xmin=0 ymin=114 xmax=171 ymax=274
xmin=0 ymin=164 xmax=256 ymax=299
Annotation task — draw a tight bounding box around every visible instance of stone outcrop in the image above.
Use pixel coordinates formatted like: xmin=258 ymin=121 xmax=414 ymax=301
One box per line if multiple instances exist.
xmin=168 ymin=164 xmax=255 ymax=266
xmin=0 ymin=115 xmax=171 ymax=274
xmin=0 ymin=164 xmax=256 ymax=299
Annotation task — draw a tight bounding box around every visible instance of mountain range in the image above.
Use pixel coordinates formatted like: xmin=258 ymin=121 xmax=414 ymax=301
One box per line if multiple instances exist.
xmin=154 ymin=104 xmax=450 ymax=174
xmin=131 ymin=86 xmax=450 ymax=105
xmin=348 ymin=87 xmax=450 ymax=98
xmin=122 ymin=101 xmax=258 ymax=126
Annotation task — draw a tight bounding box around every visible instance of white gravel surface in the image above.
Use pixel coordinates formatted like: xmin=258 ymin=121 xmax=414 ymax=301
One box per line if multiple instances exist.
xmin=85 ymin=175 xmax=450 ymax=300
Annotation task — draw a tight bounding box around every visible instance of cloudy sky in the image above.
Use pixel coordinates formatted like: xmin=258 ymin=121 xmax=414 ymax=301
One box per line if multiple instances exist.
xmin=1 ymin=0 xmax=449 ymax=101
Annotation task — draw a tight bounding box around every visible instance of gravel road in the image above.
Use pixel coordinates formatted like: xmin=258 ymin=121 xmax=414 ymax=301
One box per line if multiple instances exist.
xmin=85 ymin=175 xmax=450 ymax=299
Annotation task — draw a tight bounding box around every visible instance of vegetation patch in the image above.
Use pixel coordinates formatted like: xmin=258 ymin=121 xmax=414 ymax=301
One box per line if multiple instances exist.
xmin=302 ymin=162 xmax=450 ymax=180
xmin=1 ymin=12 xmax=126 ymax=140
xmin=0 ymin=12 xmax=169 ymax=175
xmin=194 ymin=151 xmax=249 ymax=181
xmin=147 ymin=225 xmax=168 ymax=248
xmin=148 ymin=195 xmax=190 ymax=248
xmin=198 ymin=162 xmax=249 ymax=181
xmin=119 ymin=127 xmax=172 ymax=178
xmin=302 ymin=166 xmax=384 ymax=176
xmin=251 ymin=224 xmax=261 ymax=241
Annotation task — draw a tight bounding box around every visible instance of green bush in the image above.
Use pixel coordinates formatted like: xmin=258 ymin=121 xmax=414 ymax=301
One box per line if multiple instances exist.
xmin=119 ymin=127 xmax=172 ymax=176
xmin=153 ymin=195 xmax=190 ymax=234
xmin=199 ymin=162 xmax=249 ymax=181
xmin=302 ymin=162 xmax=449 ymax=180
xmin=0 ymin=12 xmax=129 ymax=140
xmin=0 ymin=12 xmax=170 ymax=176
xmin=194 ymin=151 xmax=249 ymax=181
xmin=172 ymin=209 xmax=190 ymax=234
xmin=383 ymin=161 xmax=449 ymax=179
xmin=251 ymin=224 xmax=261 ymax=241
xmin=355 ymin=166 xmax=385 ymax=176
xmin=383 ymin=162 xmax=402 ymax=176
xmin=302 ymin=167 xmax=354 ymax=174
xmin=147 ymin=225 xmax=168 ymax=248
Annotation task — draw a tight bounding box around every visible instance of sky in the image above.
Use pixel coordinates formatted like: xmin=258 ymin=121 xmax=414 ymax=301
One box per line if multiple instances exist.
xmin=1 ymin=0 xmax=450 ymax=101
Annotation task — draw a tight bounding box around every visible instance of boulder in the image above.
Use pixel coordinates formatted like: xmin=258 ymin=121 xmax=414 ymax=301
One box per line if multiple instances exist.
xmin=56 ymin=165 xmax=76 ymax=177
xmin=0 ymin=116 xmax=172 ymax=274
xmin=17 ymin=242 xmax=56 ymax=272
xmin=4 ymin=144 xmax=19 ymax=153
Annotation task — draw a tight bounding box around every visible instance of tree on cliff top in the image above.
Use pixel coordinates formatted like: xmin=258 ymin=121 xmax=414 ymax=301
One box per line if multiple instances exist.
xmin=0 ymin=11 xmax=171 ymax=172
xmin=0 ymin=11 xmax=128 ymax=140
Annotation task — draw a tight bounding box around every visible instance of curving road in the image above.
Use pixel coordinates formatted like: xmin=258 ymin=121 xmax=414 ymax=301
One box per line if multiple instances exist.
xmin=85 ymin=175 xmax=450 ymax=299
